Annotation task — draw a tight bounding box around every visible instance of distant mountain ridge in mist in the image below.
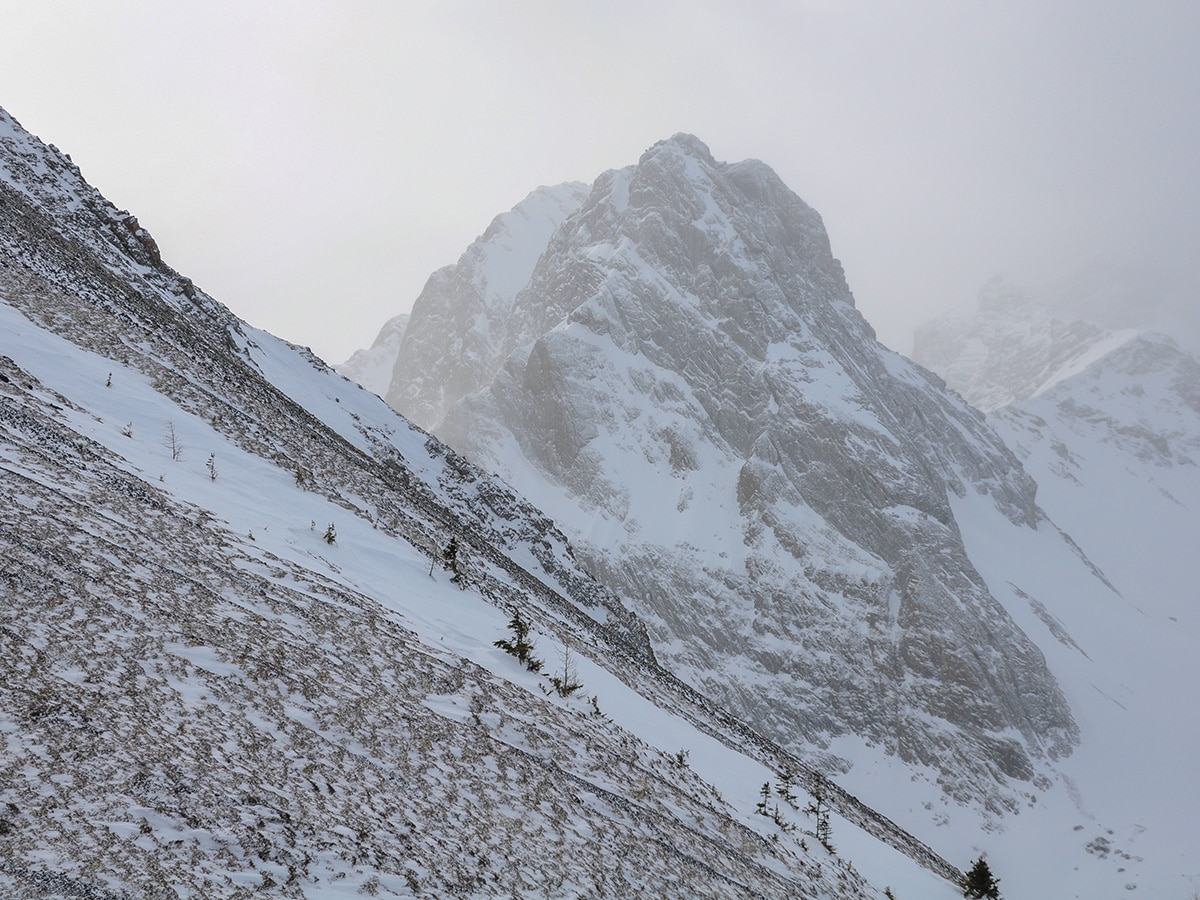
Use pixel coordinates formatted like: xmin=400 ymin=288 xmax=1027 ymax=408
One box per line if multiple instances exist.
xmin=912 ymin=276 xmax=1123 ymax=412
xmin=336 ymin=311 xmax=408 ymax=396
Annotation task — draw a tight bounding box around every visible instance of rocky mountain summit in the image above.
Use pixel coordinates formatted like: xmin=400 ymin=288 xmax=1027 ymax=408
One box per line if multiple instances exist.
xmin=377 ymin=135 xmax=1091 ymax=815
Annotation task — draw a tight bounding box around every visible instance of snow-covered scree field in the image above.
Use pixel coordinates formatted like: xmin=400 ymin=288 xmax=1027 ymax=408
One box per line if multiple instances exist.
xmin=0 ymin=106 xmax=964 ymax=897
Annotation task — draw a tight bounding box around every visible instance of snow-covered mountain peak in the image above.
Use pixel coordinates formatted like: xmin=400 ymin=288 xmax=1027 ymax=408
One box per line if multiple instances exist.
xmin=469 ymin=181 xmax=590 ymax=306
xmin=380 ymin=181 xmax=589 ymax=430
xmin=976 ymin=273 xmax=1034 ymax=313
xmin=381 ymin=138 xmax=1090 ymax=821
xmin=639 ymin=131 xmax=717 ymax=165
xmin=609 ymin=131 xmax=851 ymax=318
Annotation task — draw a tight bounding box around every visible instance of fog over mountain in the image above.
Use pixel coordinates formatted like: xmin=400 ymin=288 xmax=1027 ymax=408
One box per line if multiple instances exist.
xmin=2 ymin=4 xmax=1197 ymax=364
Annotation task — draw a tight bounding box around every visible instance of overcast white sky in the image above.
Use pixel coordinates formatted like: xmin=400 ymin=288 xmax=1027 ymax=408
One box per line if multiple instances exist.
xmin=2 ymin=1 xmax=1198 ymax=363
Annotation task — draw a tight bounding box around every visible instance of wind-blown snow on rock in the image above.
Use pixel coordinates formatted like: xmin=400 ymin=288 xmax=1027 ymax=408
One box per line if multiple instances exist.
xmin=389 ymin=135 xmax=1086 ymax=810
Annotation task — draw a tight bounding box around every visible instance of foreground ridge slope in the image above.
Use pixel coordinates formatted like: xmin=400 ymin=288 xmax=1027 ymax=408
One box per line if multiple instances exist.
xmin=1 ymin=107 xmax=964 ymax=896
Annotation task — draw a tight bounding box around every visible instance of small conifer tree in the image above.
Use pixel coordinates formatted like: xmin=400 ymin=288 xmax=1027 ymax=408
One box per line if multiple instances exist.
xmin=755 ymin=782 xmax=771 ymax=816
xmin=493 ymin=609 xmax=542 ymax=671
xmin=771 ymin=804 xmax=796 ymax=833
xmin=206 ymin=453 xmax=217 ymax=481
xmin=442 ymin=536 xmax=463 ymax=585
xmin=776 ymin=768 xmax=798 ymax=808
xmin=323 ymin=522 xmax=337 ymax=545
xmin=962 ymin=855 xmax=1001 ymax=899
xmin=805 ymin=786 xmax=834 ymax=853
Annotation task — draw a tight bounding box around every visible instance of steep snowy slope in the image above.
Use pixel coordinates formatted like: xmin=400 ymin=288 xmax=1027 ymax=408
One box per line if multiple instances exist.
xmin=913 ymin=294 xmax=1200 ymax=895
xmin=0 ymin=107 xmax=970 ymax=897
xmin=994 ymin=332 xmax=1200 ymax=632
xmin=382 ymin=135 xmax=1101 ymax=823
xmin=336 ymin=311 xmax=408 ymax=396
xmin=989 ymin=334 xmax=1200 ymax=886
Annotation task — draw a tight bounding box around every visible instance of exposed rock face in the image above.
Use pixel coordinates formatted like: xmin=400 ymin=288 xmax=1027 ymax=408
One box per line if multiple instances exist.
xmin=912 ymin=277 xmax=1115 ymax=412
xmin=385 ymin=182 xmax=589 ymax=431
xmin=389 ymin=135 xmax=1080 ymax=806
xmin=336 ymin=311 xmax=408 ymax=396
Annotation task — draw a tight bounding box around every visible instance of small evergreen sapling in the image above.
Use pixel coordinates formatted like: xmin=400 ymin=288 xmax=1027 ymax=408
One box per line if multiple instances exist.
xmin=755 ymin=782 xmax=771 ymax=817
xmin=962 ymin=855 xmax=1001 ymax=899
xmin=776 ymin=768 xmax=798 ymax=808
xmin=805 ymin=786 xmax=834 ymax=853
xmin=754 ymin=780 xmax=796 ymax=833
xmin=588 ymin=695 xmax=605 ymax=718
xmin=442 ymin=536 xmax=463 ymax=586
xmin=494 ymin=609 xmax=542 ymax=672
xmin=323 ymin=523 xmax=337 ymax=545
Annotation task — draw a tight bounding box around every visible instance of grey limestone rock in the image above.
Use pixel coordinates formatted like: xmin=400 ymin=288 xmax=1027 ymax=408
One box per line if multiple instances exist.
xmin=391 ymin=134 xmax=1081 ymax=807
